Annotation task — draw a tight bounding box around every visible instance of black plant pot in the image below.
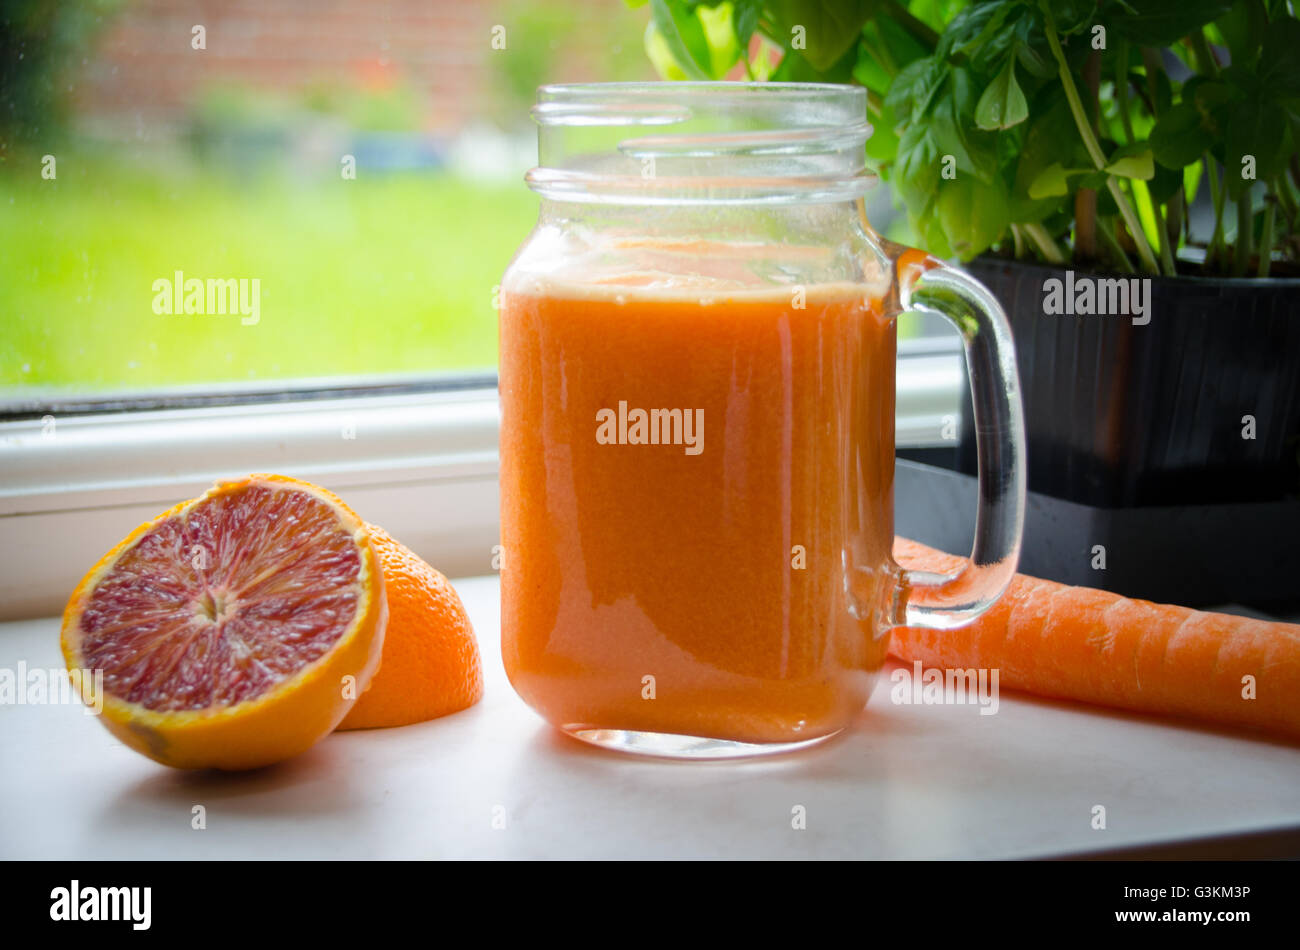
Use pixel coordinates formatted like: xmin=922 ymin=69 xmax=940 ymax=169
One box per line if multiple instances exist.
xmin=960 ymin=256 xmax=1300 ymax=507
xmin=897 ymin=257 xmax=1300 ymax=609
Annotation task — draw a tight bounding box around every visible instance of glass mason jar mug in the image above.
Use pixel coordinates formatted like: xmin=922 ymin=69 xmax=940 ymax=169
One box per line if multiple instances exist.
xmin=499 ymin=83 xmax=1025 ymax=758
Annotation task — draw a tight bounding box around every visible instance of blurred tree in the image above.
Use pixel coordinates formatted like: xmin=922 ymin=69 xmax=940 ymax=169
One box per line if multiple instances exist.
xmin=488 ymin=0 xmax=653 ymax=130
xmin=0 ymin=0 xmax=123 ymax=143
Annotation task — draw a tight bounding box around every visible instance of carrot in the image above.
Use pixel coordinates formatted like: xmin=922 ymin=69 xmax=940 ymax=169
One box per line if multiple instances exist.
xmin=891 ymin=537 xmax=1300 ymax=742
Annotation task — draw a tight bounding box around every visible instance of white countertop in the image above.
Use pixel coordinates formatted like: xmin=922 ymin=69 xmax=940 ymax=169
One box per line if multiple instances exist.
xmin=3 ymin=574 xmax=1298 ymax=860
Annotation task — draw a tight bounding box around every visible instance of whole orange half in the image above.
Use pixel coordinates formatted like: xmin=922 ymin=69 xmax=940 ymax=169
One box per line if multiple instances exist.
xmin=338 ymin=523 xmax=483 ymax=730
xmin=60 ymin=473 xmax=387 ymax=770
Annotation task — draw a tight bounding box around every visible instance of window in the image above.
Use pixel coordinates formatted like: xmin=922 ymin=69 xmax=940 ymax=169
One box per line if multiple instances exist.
xmin=0 ymin=1 xmax=962 ymax=620
xmin=1 ymin=1 xmax=650 ymax=400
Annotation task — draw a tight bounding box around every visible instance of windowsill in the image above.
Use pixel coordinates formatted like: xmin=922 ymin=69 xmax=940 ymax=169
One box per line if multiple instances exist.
xmin=3 ymin=571 xmax=1299 ymax=859
xmin=0 ymin=387 xmax=501 ymax=618
xmin=0 ymin=343 xmax=965 ymax=620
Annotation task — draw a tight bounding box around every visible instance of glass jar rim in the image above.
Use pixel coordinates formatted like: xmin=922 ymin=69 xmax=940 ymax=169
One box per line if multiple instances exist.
xmin=527 ymin=81 xmax=876 ymax=206
xmin=534 ymin=80 xmax=868 ymax=103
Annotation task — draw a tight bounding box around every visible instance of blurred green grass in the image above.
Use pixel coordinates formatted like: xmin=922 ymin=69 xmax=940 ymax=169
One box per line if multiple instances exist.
xmin=1 ymin=158 xmax=538 ymax=392
xmin=1 ymin=153 xmax=927 ymax=397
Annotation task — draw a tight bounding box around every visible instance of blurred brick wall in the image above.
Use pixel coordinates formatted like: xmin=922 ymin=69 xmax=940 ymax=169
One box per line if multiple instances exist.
xmin=72 ymin=0 xmax=635 ymax=134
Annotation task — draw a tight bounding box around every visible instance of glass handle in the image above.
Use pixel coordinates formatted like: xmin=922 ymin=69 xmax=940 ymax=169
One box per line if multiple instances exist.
xmin=890 ymin=249 xmax=1026 ymax=630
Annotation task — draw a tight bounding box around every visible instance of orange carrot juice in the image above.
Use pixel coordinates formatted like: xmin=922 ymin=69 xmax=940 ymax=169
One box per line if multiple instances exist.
xmin=499 ymin=277 xmax=897 ymax=745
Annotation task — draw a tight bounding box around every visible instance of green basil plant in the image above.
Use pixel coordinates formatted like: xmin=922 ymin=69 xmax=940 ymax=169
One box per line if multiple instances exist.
xmin=629 ymin=0 xmax=1300 ymax=277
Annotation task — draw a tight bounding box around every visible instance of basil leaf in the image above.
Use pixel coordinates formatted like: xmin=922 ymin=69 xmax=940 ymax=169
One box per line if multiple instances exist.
xmin=937 ymin=175 xmax=1010 ymax=260
xmin=1224 ymin=98 xmax=1287 ymax=197
xmin=886 ymin=56 xmax=948 ymax=122
xmin=1011 ymin=93 xmax=1079 ymax=220
xmin=1258 ymin=17 xmax=1300 ymax=101
xmin=769 ymin=34 xmax=858 ymax=81
xmin=764 ymin=0 xmax=879 ymax=72
xmin=732 ymin=0 xmax=760 ymax=51
xmin=1046 ymin=0 xmax=1099 ymax=35
xmin=1150 ymin=102 xmax=1213 ymax=170
xmin=1028 ymin=162 xmax=1075 ymax=199
xmin=1147 ymin=160 xmax=1185 ymax=203
xmin=649 ymin=0 xmax=712 ymax=79
xmin=1014 ymin=13 xmax=1056 ymax=80
xmin=1111 ymin=0 xmax=1235 ymax=47
xmin=1212 ymin=1 xmax=1266 ymax=70
xmin=864 ymin=100 xmax=901 ymax=165
xmin=975 ymin=55 xmax=1029 ymax=130
xmin=895 ymin=121 xmax=942 ymax=212
xmin=1105 ymin=144 xmax=1154 ymax=180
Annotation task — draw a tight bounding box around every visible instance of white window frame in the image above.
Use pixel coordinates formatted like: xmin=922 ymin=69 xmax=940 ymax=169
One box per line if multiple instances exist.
xmin=0 ymin=341 xmax=962 ymax=620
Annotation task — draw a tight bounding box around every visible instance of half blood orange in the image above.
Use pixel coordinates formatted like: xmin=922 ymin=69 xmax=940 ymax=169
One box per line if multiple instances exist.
xmin=61 ymin=474 xmax=387 ymax=770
